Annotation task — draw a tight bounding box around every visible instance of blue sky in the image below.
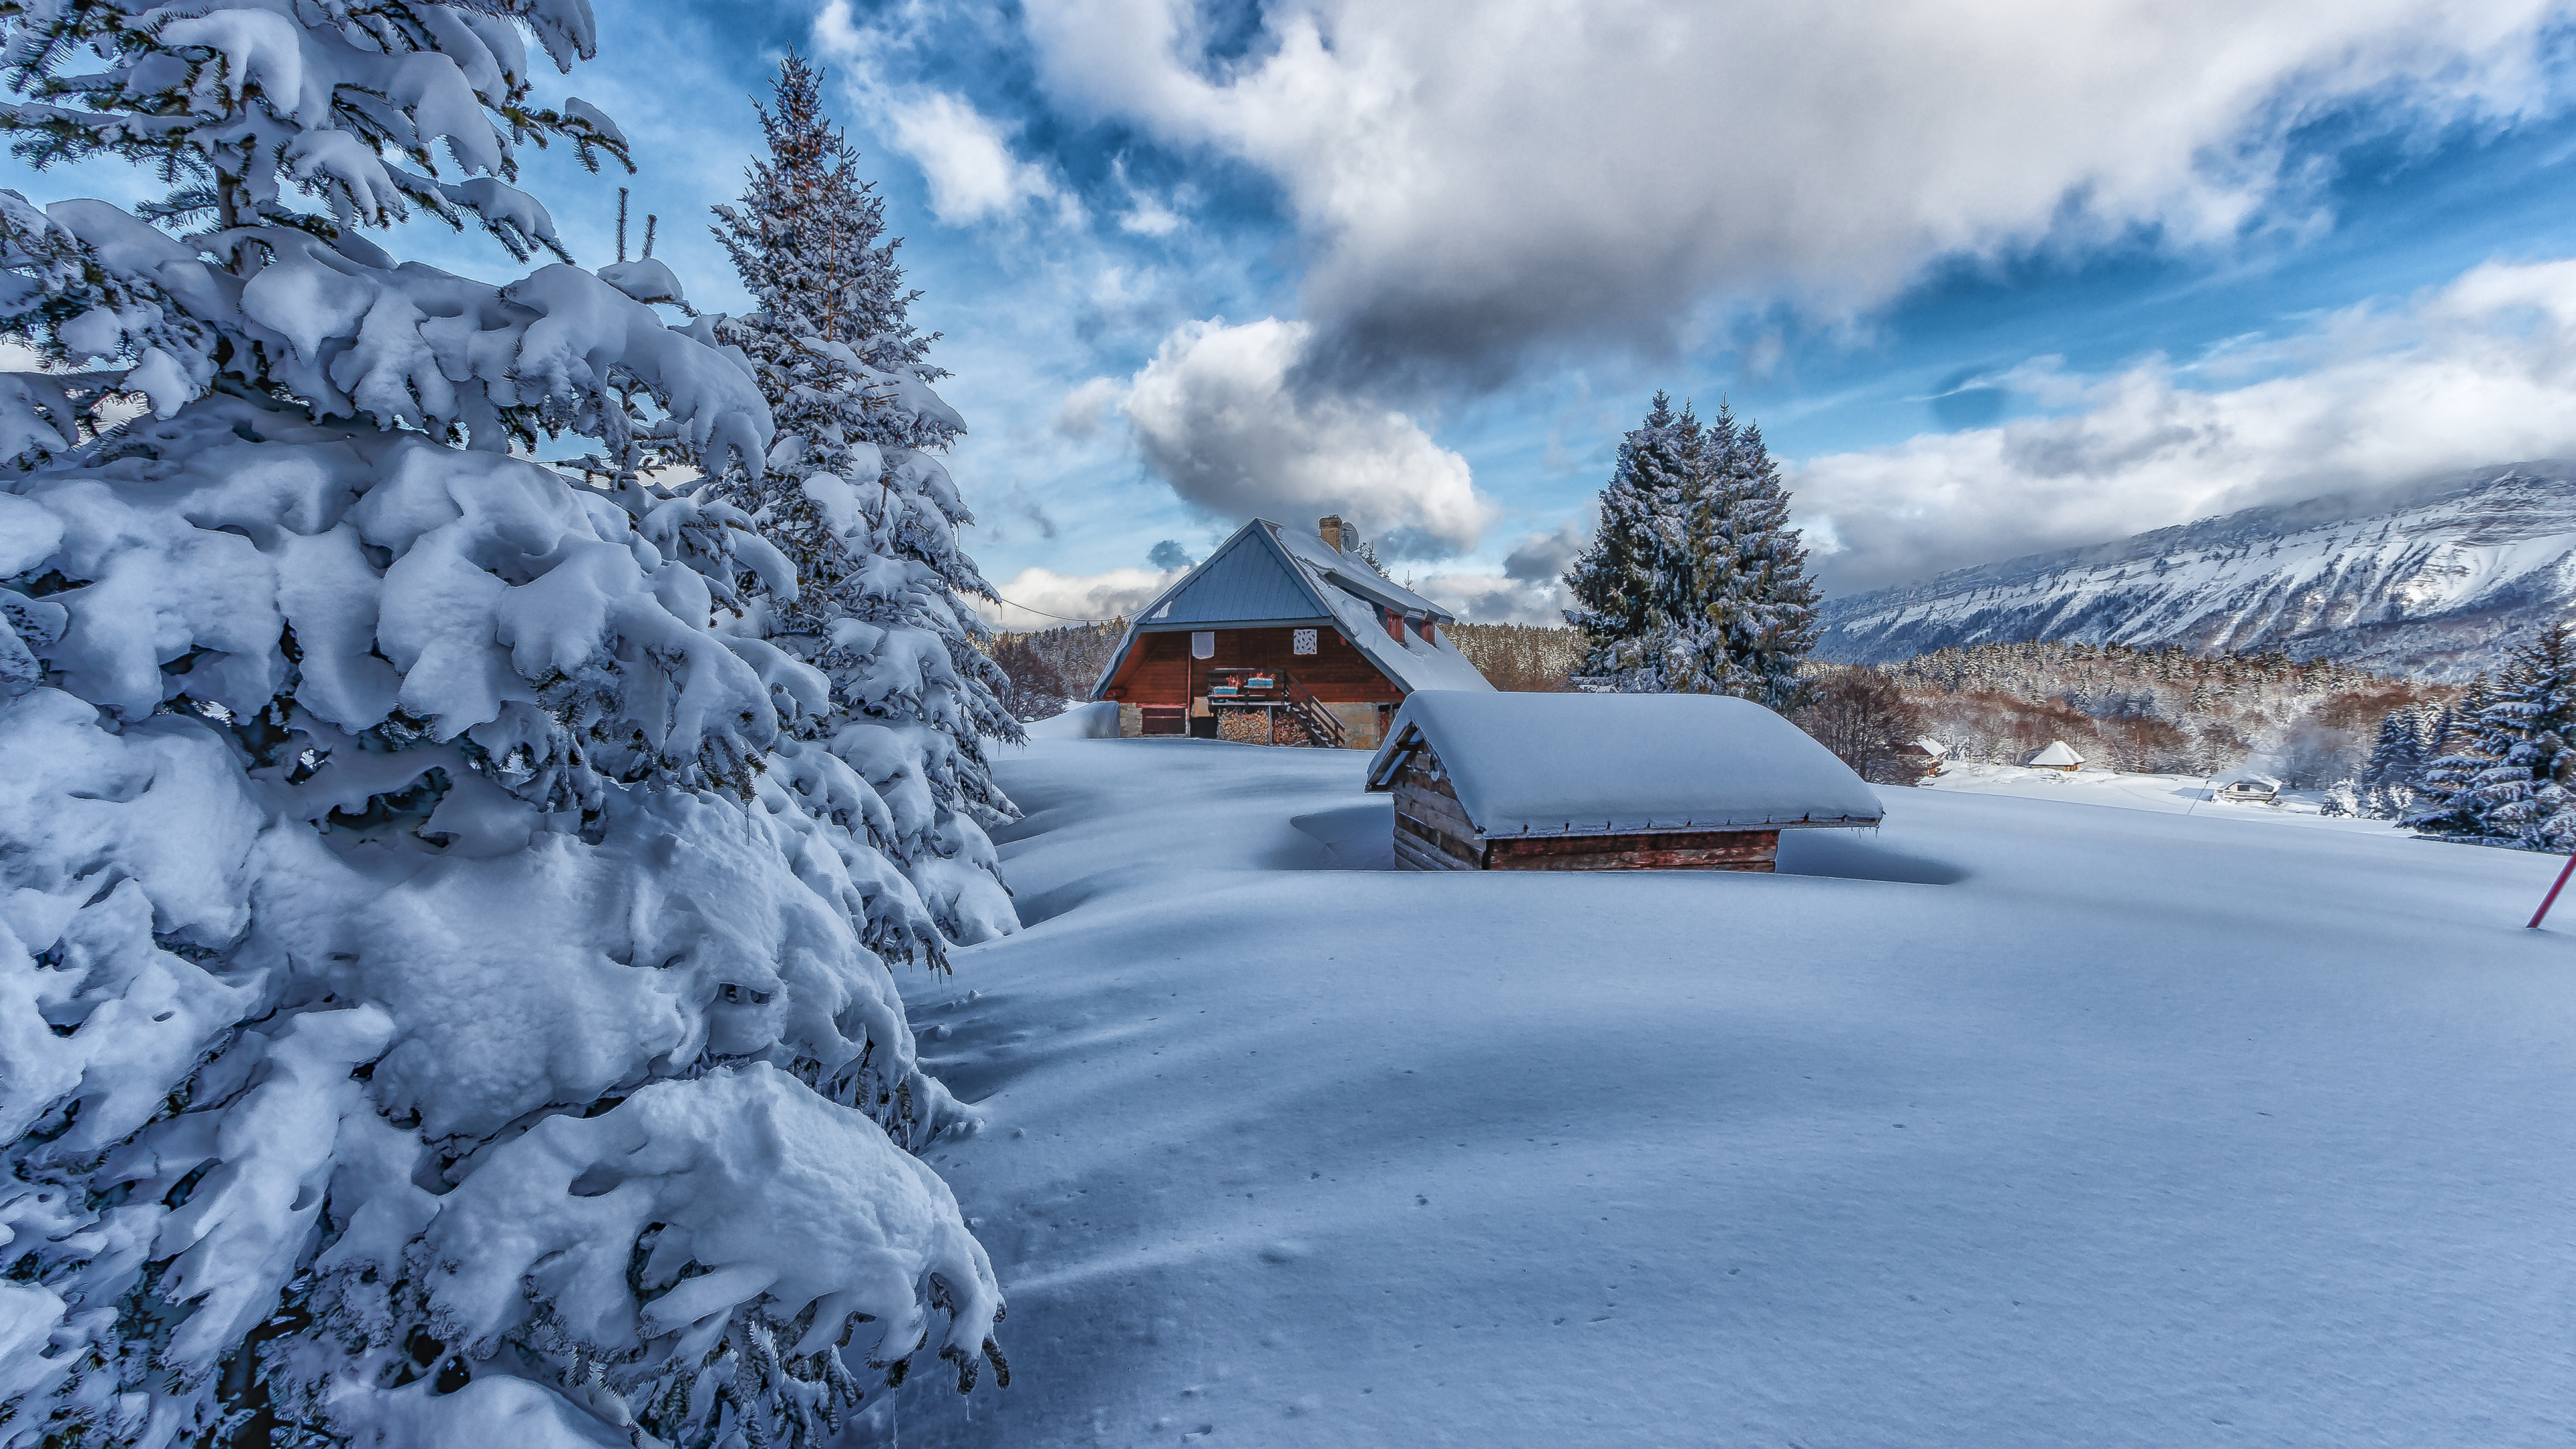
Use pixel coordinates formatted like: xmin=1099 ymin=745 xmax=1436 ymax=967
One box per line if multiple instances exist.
xmin=11 ymin=1 xmax=2576 ymax=623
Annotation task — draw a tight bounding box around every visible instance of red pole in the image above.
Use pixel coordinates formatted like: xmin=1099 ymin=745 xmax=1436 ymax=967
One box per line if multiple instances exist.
xmin=2529 ymin=854 xmax=2576 ymax=929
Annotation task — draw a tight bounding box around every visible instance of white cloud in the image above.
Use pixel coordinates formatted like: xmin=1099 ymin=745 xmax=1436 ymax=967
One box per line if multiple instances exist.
xmin=1409 ymin=570 xmax=1566 ymax=626
xmin=1019 ymin=0 xmax=2569 ymax=376
xmin=979 ymin=564 xmax=1183 ymax=628
xmin=1052 ymin=376 xmax=1124 ymax=439
xmin=883 ymin=91 xmax=1062 ymax=226
xmin=1792 ymin=256 xmax=2576 ymax=592
xmin=814 ymin=1 xmax=1067 ymax=227
xmin=1120 ymin=317 xmax=1496 ymax=552
xmin=1118 ymin=193 xmax=1185 ymax=237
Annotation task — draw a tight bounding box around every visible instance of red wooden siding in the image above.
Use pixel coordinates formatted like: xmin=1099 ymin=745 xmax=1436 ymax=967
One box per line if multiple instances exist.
xmin=1104 ymin=627 xmax=1404 ymax=706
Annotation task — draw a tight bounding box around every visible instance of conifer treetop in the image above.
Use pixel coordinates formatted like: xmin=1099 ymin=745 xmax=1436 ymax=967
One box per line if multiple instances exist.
xmin=712 ymin=49 xmax=950 ymax=448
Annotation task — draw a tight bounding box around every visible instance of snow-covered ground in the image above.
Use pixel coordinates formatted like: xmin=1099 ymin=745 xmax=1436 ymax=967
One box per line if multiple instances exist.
xmin=879 ymin=734 xmax=2575 ymax=1447
xmin=1922 ymin=761 xmax=2397 ymax=830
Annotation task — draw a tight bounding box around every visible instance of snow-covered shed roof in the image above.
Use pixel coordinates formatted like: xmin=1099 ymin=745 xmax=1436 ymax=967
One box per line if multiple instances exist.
xmin=1364 ymin=691 xmax=1884 ymax=838
xmin=2027 ymin=741 xmax=2085 ymax=767
xmin=1090 ymin=519 xmax=1494 ymax=697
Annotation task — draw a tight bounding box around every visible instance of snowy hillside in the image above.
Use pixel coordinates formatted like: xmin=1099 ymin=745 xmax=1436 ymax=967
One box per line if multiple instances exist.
xmin=876 ymin=733 xmax=2576 ymax=1447
xmin=1816 ymin=462 xmax=2576 ymax=679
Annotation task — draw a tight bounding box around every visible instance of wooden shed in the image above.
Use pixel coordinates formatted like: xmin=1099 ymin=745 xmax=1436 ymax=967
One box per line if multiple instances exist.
xmin=1091 ymin=517 xmax=1494 ymax=749
xmin=1364 ymin=692 xmax=1886 ymax=872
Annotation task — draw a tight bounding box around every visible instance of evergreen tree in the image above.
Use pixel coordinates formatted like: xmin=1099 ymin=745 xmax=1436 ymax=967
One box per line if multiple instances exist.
xmin=709 ymin=54 xmax=1019 ymax=947
xmin=0 ymin=9 xmax=1002 ymax=1444
xmin=2441 ymin=623 xmax=2576 ymax=848
xmin=2359 ymin=704 xmax=2430 ymax=819
xmin=1563 ymin=390 xmax=1699 ymax=688
xmin=1561 ymin=394 xmax=1821 ymax=710
xmin=2406 ymin=678 xmax=2499 ymax=837
xmin=1666 ymin=405 xmax=1821 ymax=710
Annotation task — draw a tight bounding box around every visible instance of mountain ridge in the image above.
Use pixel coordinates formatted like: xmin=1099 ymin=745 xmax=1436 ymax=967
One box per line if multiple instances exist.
xmin=1812 ymin=462 xmax=2576 ymax=680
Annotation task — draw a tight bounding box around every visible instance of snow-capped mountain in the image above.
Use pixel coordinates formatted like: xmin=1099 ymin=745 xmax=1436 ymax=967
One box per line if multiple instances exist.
xmin=1815 ymin=462 xmax=2576 ymax=678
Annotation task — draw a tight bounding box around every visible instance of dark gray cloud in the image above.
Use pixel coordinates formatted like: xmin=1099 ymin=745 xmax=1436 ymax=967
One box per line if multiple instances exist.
xmin=1146 ymin=539 xmax=1195 ymax=569
xmin=1503 ymin=522 xmax=1585 ymax=583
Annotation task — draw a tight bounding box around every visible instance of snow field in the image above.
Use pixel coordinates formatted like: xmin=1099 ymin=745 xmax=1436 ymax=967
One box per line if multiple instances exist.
xmin=1921 ymin=761 xmax=2403 ymax=829
xmin=884 ymin=737 xmax=2576 ymax=1447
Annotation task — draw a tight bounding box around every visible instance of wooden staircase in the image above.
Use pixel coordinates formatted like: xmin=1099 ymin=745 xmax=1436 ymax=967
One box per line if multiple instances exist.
xmin=1277 ymin=676 xmax=1346 ymax=748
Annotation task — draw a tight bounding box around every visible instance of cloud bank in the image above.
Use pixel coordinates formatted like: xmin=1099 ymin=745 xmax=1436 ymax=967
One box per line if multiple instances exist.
xmin=979 ymin=564 xmax=1182 ymax=629
xmin=1794 ymin=257 xmax=2576 ymax=592
xmin=1021 ymin=0 xmax=2567 ymax=383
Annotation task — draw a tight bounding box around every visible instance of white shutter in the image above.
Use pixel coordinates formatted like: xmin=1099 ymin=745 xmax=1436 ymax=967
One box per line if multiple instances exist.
xmin=1292 ymin=629 xmax=1318 ymax=655
xmin=1191 ymin=631 xmax=1215 ymax=659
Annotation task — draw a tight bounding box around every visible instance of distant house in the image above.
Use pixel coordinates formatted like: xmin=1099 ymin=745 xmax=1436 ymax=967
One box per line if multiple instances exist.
xmin=2025 ymin=740 xmax=2085 ymax=773
xmin=2218 ymin=772 xmax=2281 ymax=803
xmin=1091 ymin=517 xmax=1493 ymax=749
xmin=1364 ymin=692 xmax=1885 ymax=872
xmin=1891 ymin=737 xmax=1949 ymax=780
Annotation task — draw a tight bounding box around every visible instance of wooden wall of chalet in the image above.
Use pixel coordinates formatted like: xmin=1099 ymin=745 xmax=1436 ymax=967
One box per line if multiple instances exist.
xmin=1389 ymin=749 xmax=1782 ymax=873
xmin=1102 ymin=626 xmax=1407 ymax=706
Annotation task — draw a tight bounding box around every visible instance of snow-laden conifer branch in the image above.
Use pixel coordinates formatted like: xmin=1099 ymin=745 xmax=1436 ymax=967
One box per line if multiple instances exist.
xmin=2404 ymin=623 xmax=2576 ymax=847
xmin=0 ymin=7 xmax=1004 ymax=1445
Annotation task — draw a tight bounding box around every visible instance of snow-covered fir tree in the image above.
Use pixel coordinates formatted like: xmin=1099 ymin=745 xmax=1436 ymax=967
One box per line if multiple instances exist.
xmin=0 ymin=7 xmax=1003 ymax=1446
xmin=1564 ymin=392 xmax=1701 ymax=687
xmin=708 ymin=54 xmax=1019 ymax=949
xmin=2406 ymin=678 xmax=2502 ymax=839
xmin=2359 ymin=704 xmax=2434 ymax=818
xmin=2409 ymin=623 xmax=2576 ymax=848
xmin=1562 ymin=393 xmax=1820 ymax=709
xmin=1668 ymin=404 xmax=1821 ymax=710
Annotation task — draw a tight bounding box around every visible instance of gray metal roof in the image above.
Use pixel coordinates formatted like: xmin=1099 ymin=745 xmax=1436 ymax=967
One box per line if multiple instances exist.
xmin=1132 ymin=525 xmax=1330 ymax=627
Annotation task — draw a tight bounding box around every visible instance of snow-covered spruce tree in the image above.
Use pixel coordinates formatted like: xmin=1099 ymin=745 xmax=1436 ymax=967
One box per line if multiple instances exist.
xmin=0 ymin=7 xmax=1002 ymax=1446
xmin=706 ymin=54 xmax=1018 ymax=949
xmin=1664 ymin=404 xmax=1821 ymax=711
xmin=1563 ymin=391 xmax=1700 ymax=689
xmin=2359 ymin=704 xmax=2432 ymax=819
xmin=2430 ymin=622 xmax=2576 ymax=849
xmin=2406 ymin=678 xmax=2499 ymax=839
xmin=1562 ymin=393 xmax=1821 ymax=709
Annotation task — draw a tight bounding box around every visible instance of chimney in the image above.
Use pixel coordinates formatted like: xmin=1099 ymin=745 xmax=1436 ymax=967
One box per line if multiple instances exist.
xmin=1318 ymin=516 xmax=1346 ymax=553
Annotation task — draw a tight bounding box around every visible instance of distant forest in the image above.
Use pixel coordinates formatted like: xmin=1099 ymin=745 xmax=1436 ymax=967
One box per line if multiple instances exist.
xmin=1868 ymin=640 xmax=2445 ymax=783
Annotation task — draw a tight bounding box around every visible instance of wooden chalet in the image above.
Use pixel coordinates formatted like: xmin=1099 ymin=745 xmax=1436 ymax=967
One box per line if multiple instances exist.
xmin=1092 ymin=517 xmax=1494 ymax=749
xmin=1364 ymin=692 xmax=1886 ymax=873
xmin=1891 ymin=737 xmax=1949 ymax=781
